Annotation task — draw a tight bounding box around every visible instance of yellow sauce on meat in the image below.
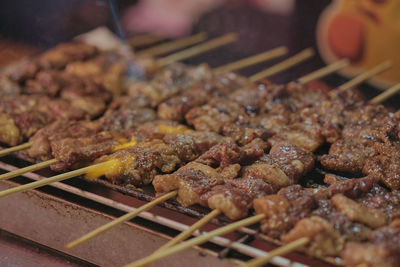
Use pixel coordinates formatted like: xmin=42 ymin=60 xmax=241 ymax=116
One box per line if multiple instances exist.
xmin=85 ymin=158 xmax=122 ymax=180
xmin=112 ymin=136 xmax=137 ymax=152
xmin=157 ymin=124 xmax=188 ymax=134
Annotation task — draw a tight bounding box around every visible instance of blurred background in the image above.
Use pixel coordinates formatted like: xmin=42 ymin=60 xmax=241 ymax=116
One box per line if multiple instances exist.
xmin=0 ymin=0 xmax=398 ymax=93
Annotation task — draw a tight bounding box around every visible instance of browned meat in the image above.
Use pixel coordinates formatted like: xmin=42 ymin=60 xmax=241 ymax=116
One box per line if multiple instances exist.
xmin=99 ymin=108 xmax=157 ymax=132
xmin=0 ymin=75 xmax=21 ymax=96
xmin=185 ymin=97 xmax=246 ymax=133
xmin=129 ymin=63 xmax=213 ymax=107
xmin=94 ymin=139 xmax=182 ymax=186
xmin=157 ymin=87 xmax=209 ymax=122
xmin=221 ymin=123 xmax=272 ymax=145
xmin=0 ymin=112 xmax=21 ymax=146
xmin=268 ymin=122 xmax=324 ymax=152
xmin=36 ymin=42 xmax=98 ymax=69
xmin=164 ymin=130 xmax=225 ymax=162
xmin=321 ymin=140 xmax=378 ymax=174
xmin=342 ymin=220 xmax=400 ymax=267
xmin=253 ymin=185 xmax=317 ymax=238
xmin=332 ymin=194 xmax=388 ymax=229
xmin=65 ymin=53 xmax=128 ymax=96
xmin=27 ymin=120 xmax=101 ymax=161
xmin=50 ymin=130 xmax=127 ymax=171
xmin=282 ymin=216 xmax=344 ymax=258
xmin=153 ymin=162 xmax=227 ymax=206
xmin=201 ymin=178 xmax=278 ymax=220
xmin=157 ymin=71 xmax=251 ymax=121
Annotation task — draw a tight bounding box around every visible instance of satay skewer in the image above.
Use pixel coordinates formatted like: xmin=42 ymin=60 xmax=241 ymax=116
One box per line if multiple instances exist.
xmin=0 ymin=33 xmax=241 ymax=158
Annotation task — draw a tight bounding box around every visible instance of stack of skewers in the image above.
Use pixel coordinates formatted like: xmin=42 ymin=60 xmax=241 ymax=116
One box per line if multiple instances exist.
xmin=1 ymin=31 xmax=400 ymax=267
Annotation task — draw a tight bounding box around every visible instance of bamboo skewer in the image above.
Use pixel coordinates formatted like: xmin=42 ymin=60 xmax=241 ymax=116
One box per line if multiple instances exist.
xmin=338 ymin=61 xmax=392 ymax=91
xmin=0 ymin=142 xmax=32 ymax=157
xmin=297 ymin=58 xmax=349 ymax=85
xmin=156 ymin=33 xmax=239 ymax=67
xmin=240 ymin=237 xmax=310 ymax=267
xmin=248 ymin=48 xmax=314 ymax=82
xmin=128 ymin=34 xmax=166 ymax=47
xmin=369 ymin=83 xmax=400 ymax=105
xmin=65 ymin=191 xmax=178 ymax=250
xmin=0 ymin=159 xmax=57 ymax=181
xmin=154 ymin=209 xmax=222 ymax=253
xmin=124 ymin=214 xmax=266 ymax=267
xmin=0 ymin=162 xmax=109 ymax=198
xmin=136 ymin=33 xmax=208 ymax=57
xmin=213 ymin=46 xmax=288 ymax=73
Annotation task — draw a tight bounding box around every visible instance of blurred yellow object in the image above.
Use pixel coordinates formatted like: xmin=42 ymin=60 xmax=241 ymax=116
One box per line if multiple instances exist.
xmin=317 ymin=0 xmax=400 ymax=88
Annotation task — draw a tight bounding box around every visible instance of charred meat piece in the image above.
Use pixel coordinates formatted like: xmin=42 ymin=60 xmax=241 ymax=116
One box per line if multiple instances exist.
xmin=342 ymin=220 xmax=400 ymax=267
xmin=36 ymin=42 xmax=98 ymax=69
xmin=50 ymin=130 xmax=127 ymax=171
xmin=185 ymin=97 xmax=246 ymax=133
xmin=243 ymin=142 xmax=314 ymax=187
xmin=27 ymin=120 xmax=102 ymax=161
xmin=253 ymin=185 xmax=317 ymax=238
xmin=94 ymin=139 xmax=182 ymax=186
xmin=129 ymin=63 xmax=213 ymax=107
xmin=157 ymin=71 xmax=251 ymax=122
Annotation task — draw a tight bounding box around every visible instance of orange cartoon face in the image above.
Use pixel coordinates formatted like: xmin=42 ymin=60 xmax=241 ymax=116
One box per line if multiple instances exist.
xmin=317 ymin=0 xmax=400 ymax=88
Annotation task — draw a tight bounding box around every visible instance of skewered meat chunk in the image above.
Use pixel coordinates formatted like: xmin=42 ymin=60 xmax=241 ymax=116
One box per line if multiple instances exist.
xmin=36 ymin=42 xmax=98 ymax=69
xmin=0 ymin=112 xmax=21 ymax=146
xmin=0 ymin=75 xmax=21 ymax=96
xmin=27 ymin=120 xmax=102 ymax=161
xmin=342 ymin=220 xmax=400 ymax=267
xmin=153 ymin=139 xmax=271 ymax=210
xmin=129 ymin=63 xmax=213 ymax=107
xmin=321 ymin=105 xmax=394 ymax=173
xmin=221 ymin=123 xmax=272 ymax=146
xmin=95 ymin=129 xmax=224 ymax=187
xmin=282 ymin=216 xmax=345 ymax=258
xmin=50 ymin=130 xmax=127 ymax=171
xmin=243 ymin=142 xmax=315 ymax=186
xmin=157 ymin=71 xmax=251 ymax=121
xmin=65 ymin=53 xmax=128 ymax=96
xmin=202 ymin=178 xmax=278 ymax=220
xmin=163 ymin=130 xmax=225 ymax=162
xmin=94 ymin=139 xmax=182 ymax=186
xmin=331 ymin=194 xmax=388 ymax=229
xmin=185 ymin=97 xmax=246 ymax=133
